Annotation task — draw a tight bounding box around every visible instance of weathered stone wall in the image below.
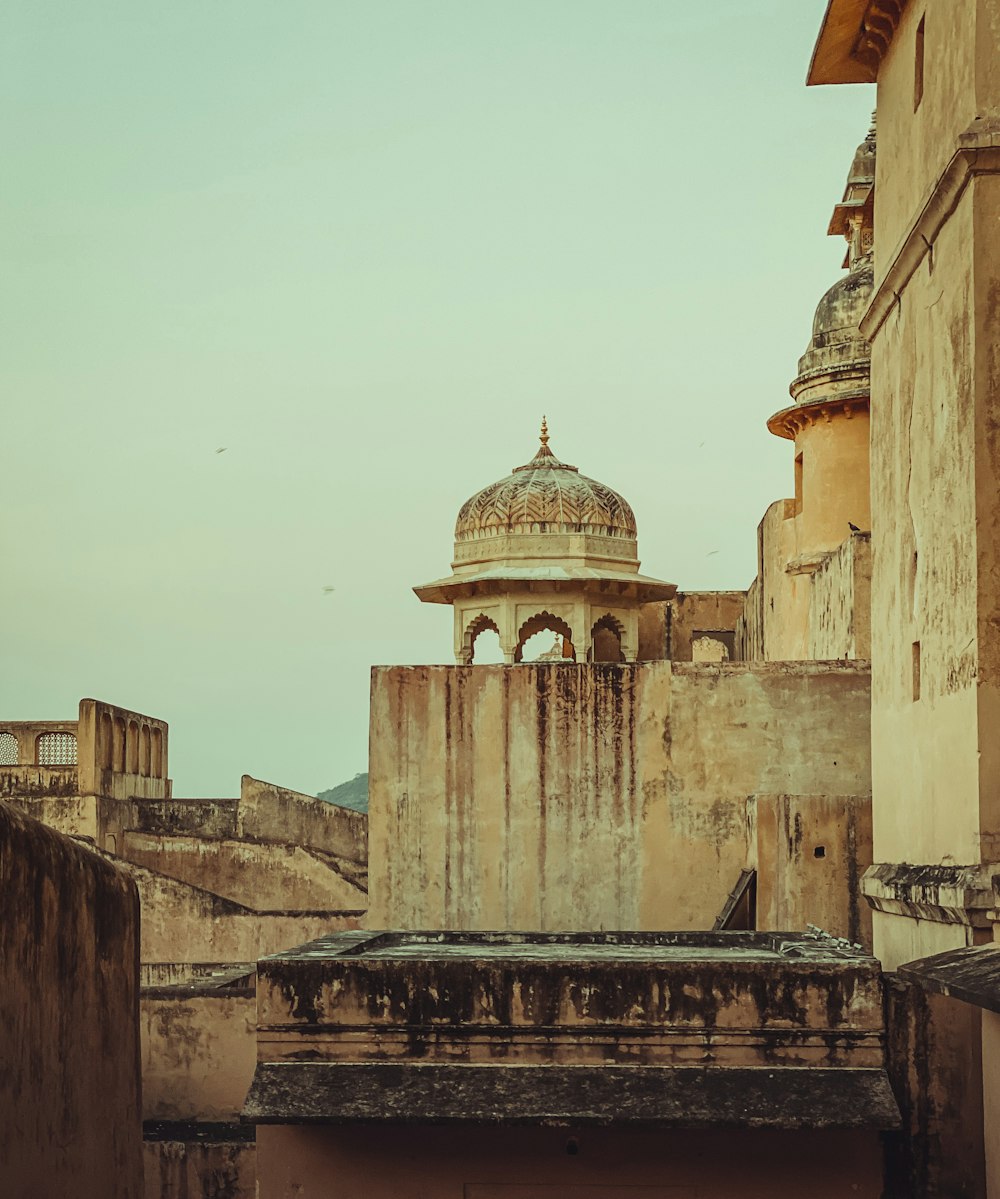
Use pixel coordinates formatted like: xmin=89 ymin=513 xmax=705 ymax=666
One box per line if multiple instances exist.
xmin=736 ymin=499 xmax=812 ymax=662
xmin=874 ymin=0 xmax=978 ymax=258
xmin=734 ymin=574 xmax=762 ymax=661
xmin=869 ymin=173 xmax=982 ymax=872
xmin=123 ymin=832 xmax=365 ymax=911
xmin=78 ymin=698 xmax=170 ymax=803
xmin=257 ymin=1125 xmax=884 ymax=1199
xmin=808 ymin=532 xmax=872 ymax=660
xmin=751 ymin=793 xmax=873 ymax=947
xmin=0 ymin=800 xmax=143 ymax=1198
xmin=130 ymin=860 xmax=363 ymax=962
xmin=984 ymin=1005 xmax=1000 ymax=1193
xmin=142 ymin=988 xmax=255 ymax=1122
xmin=640 ymin=591 xmax=745 ymax=662
xmin=369 ymin=661 xmax=871 ymax=931
xmin=144 ymin=1141 xmax=254 ymax=1199
xmin=238 ymin=775 xmax=366 ymax=865
xmin=882 ymin=975 xmax=986 ymax=1197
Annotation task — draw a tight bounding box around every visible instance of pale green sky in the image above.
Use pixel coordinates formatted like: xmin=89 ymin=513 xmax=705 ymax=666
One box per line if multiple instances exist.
xmin=0 ymin=1 xmax=873 ymax=797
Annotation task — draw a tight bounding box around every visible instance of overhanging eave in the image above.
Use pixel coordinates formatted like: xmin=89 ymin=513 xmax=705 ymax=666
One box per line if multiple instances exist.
xmin=808 ymin=0 xmax=879 ymax=85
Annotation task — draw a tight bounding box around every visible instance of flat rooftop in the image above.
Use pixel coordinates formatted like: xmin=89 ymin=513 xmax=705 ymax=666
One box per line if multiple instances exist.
xmin=247 ymin=929 xmax=896 ymax=1131
xmin=266 ymin=928 xmax=872 ymax=965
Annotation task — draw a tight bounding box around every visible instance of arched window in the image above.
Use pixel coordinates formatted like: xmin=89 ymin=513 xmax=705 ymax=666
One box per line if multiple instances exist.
xmin=151 ymin=728 xmax=163 ymax=778
xmin=692 ymin=635 xmax=730 ymax=663
xmin=37 ymin=732 xmax=78 ymax=766
xmin=139 ymin=725 xmax=151 ymax=777
xmin=0 ymin=732 xmax=18 ymax=765
xmin=127 ymin=721 xmax=139 ymax=774
xmin=463 ymin=614 xmax=503 ymax=665
xmin=515 ymin=612 xmax=576 ymax=663
xmin=114 ymin=718 xmax=126 ymax=772
xmin=589 ymin=614 xmax=625 ymax=663
xmin=99 ymin=713 xmax=113 ymax=770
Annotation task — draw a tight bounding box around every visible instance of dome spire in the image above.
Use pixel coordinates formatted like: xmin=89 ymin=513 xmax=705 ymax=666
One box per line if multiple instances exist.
xmin=530 ymin=413 xmax=557 ymax=464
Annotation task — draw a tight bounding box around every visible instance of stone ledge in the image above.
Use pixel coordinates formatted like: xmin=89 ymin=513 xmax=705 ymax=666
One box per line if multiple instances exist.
xmin=143 ymin=1119 xmax=256 ymax=1144
xmin=862 ymin=862 xmax=1000 ymax=926
xmin=898 ymin=946 xmax=1000 ymax=1015
xmin=242 ymin=1062 xmax=901 ymax=1130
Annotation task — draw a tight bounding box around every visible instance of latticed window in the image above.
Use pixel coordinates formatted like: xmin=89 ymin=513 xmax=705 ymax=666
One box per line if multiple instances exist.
xmin=37 ymin=732 xmax=78 ymax=766
xmin=0 ymin=732 xmax=18 ymax=765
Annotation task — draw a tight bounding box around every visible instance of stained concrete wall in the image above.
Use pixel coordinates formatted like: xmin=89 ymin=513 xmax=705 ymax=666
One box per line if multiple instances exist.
xmin=736 ymin=499 xmax=813 ymax=662
xmin=793 ymin=411 xmax=871 ymax=558
xmin=123 ymin=832 xmax=365 ymax=911
xmin=142 ymin=991 xmax=255 ymax=1122
xmin=369 ymin=661 xmax=871 ymax=931
xmin=883 ymin=976 xmax=986 ymax=1197
xmin=78 ymin=698 xmax=170 ymax=803
xmin=639 ymin=591 xmax=745 ymax=662
xmin=809 ymin=532 xmax=872 ymax=660
xmin=751 ymin=793 xmax=873 ymax=947
xmin=237 ymin=775 xmax=367 ymax=864
xmin=130 ymin=860 xmax=363 ymax=962
xmin=875 ymin=0 xmax=979 ymax=259
xmin=144 ymin=1142 xmax=254 ymax=1199
xmin=257 ymin=1125 xmax=884 ymax=1199
xmin=985 ymin=1007 xmax=1000 ymax=1194
xmin=0 ymin=800 xmax=143 ymax=1198
xmin=868 ymin=174 xmax=991 ymax=871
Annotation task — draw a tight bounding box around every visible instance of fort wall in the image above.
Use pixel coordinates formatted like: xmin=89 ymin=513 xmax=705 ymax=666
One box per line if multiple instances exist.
xmin=0 ymin=801 xmax=143 ymax=1198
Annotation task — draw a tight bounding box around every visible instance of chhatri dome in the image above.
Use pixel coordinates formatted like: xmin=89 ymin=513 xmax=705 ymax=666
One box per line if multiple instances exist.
xmin=415 ymin=419 xmax=675 ymax=664
xmin=454 ymin=418 xmax=638 ymax=545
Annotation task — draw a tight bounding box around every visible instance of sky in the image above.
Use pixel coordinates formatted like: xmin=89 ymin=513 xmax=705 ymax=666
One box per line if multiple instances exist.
xmin=0 ymin=1 xmax=874 ymax=798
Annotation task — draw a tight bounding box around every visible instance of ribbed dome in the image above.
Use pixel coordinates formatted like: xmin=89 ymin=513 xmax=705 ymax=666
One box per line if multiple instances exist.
xmin=455 ymin=423 xmax=636 ymax=543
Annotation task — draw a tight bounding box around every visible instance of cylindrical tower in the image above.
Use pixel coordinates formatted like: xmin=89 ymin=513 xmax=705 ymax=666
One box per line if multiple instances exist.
xmin=767 ymin=122 xmax=875 ymax=564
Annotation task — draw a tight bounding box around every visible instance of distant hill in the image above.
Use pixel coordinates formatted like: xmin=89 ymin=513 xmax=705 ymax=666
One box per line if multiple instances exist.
xmin=317 ymin=773 xmax=369 ymax=813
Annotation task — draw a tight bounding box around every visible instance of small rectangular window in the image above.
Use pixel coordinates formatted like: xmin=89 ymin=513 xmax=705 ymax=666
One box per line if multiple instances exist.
xmin=912 ymin=640 xmax=922 ymax=701
xmin=914 ymin=16 xmax=925 ymax=110
xmin=794 ymin=452 xmax=804 ymax=515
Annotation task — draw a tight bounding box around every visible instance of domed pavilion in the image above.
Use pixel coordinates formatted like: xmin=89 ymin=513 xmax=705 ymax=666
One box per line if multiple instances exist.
xmin=414 ymin=420 xmax=675 ymax=664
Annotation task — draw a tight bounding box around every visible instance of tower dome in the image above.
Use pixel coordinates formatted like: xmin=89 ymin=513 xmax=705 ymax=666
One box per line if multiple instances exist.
xmin=455 ymin=419 xmax=636 ymax=548
xmin=415 ymin=420 xmax=675 ymax=664
xmin=786 ymin=259 xmax=873 ymax=412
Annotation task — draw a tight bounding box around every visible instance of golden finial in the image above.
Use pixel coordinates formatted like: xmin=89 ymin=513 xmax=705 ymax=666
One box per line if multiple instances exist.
xmin=540 ymin=415 xmax=549 ymax=448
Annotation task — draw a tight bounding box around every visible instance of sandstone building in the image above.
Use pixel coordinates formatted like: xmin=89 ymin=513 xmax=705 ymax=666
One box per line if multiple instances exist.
xmin=5 ymin=0 xmax=1000 ymax=1195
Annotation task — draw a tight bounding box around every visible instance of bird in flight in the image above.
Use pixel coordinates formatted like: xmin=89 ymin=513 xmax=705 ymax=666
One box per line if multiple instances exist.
xmin=321 ymin=586 xmax=336 ymax=595
xmin=215 ymin=447 xmax=227 ymax=455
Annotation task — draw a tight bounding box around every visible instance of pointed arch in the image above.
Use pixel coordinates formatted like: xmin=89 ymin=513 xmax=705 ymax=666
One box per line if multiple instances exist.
xmin=514 ymin=611 xmax=576 ymax=663
xmin=462 ymin=613 xmax=501 ymax=665
xmin=589 ymin=613 xmax=626 ymax=663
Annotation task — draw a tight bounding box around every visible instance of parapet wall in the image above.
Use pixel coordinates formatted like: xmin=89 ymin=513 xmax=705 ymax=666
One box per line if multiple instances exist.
xmin=369 ymin=661 xmax=872 ymax=931
xmin=0 ymin=801 xmax=143 ymax=1198
xmin=809 ymin=533 xmax=872 ymax=660
xmin=78 ymin=697 xmax=170 ymax=801
xmin=0 ymin=698 xmax=170 ymax=818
